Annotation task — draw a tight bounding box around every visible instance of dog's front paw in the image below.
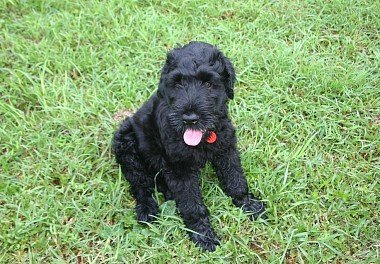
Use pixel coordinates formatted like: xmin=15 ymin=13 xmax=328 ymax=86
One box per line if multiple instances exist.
xmin=234 ymin=194 xmax=266 ymax=220
xmin=189 ymin=228 xmax=220 ymax=252
xmin=135 ymin=199 xmax=159 ymax=223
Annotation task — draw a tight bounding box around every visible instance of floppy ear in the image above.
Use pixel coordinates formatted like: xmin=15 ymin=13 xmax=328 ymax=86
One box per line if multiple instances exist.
xmin=157 ymin=52 xmax=175 ymax=98
xmin=221 ymin=55 xmax=236 ymax=100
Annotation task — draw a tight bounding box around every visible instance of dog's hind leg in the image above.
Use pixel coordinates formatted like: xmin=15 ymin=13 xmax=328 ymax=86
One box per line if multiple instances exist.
xmin=113 ymin=122 xmax=158 ymax=223
xmin=211 ymin=147 xmax=266 ymax=220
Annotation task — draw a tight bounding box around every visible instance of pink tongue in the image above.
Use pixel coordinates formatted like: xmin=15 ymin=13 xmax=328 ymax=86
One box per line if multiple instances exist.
xmin=183 ymin=129 xmax=203 ymax=146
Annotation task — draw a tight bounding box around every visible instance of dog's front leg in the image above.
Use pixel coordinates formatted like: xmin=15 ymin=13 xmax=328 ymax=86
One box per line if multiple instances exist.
xmin=163 ymin=168 xmax=219 ymax=251
xmin=211 ymin=147 xmax=266 ymax=220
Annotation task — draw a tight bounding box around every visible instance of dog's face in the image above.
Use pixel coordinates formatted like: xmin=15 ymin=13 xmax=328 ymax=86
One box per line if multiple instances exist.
xmin=157 ymin=42 xmax=236 ymax=146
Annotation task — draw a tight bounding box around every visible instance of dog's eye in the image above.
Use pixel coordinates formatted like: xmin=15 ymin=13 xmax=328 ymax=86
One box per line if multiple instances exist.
xmin=205 ymin=82 xmax=212 ymax=88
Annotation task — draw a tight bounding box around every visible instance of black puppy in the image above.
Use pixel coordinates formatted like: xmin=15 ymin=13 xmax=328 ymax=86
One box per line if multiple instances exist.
xmin=112 ymin=41 xmax=265 ymax=251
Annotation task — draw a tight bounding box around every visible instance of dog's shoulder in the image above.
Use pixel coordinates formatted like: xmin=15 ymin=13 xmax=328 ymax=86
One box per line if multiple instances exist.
xmin=132 ymin=94 xmax=158 ymax=123
xmin=114 ymin=93 xmax=160 ymax=146
xmin=209 ymin=116 xmax=238 ymax=149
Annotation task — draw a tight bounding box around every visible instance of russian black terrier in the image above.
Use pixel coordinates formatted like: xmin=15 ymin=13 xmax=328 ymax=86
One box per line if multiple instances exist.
xmin=112 ymin=41 xmax=266 ymax=251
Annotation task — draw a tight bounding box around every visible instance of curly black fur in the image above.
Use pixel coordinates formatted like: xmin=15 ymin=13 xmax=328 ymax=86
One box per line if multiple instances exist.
xmin=112 ymin=41 xmax=266 ymax=251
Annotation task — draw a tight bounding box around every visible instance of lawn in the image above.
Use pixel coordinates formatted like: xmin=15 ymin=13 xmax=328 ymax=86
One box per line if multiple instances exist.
xmin=1 ymin=0 xmax=379 ymax=263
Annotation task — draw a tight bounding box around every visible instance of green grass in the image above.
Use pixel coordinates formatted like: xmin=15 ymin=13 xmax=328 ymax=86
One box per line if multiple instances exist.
xmin=1 ymin=0 xmax=379 ymax=263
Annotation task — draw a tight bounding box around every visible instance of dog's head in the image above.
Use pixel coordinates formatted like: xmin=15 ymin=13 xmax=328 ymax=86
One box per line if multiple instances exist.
xmin=157 ymin=41 xmax=236 ymax=146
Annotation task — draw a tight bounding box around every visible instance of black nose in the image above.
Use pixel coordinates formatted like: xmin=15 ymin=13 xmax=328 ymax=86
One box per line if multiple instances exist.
xmin=182 ymin=113 xmax=199 ymax=124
